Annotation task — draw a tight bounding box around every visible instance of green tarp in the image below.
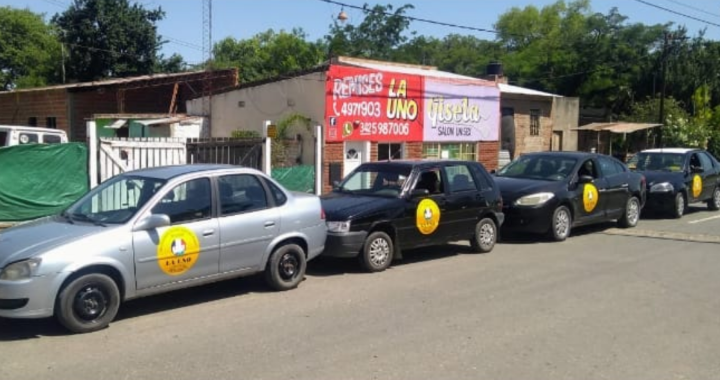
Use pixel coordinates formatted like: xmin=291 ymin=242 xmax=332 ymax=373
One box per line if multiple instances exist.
xmin=272 ymin=165 xmax=315 ymax=193
xmin=0 ymin=143 xmax=89 ymax=221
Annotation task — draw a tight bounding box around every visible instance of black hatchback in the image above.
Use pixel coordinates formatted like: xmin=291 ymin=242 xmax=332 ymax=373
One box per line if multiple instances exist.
xmin=321 ymin=160 xmax=504 ymax=272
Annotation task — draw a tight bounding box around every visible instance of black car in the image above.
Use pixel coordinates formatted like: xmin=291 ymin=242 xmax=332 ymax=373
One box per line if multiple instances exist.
xmin=494 ymin=151 xmax=646 ymax=241
xmin=321 ymin=160 xmax=504 ymax=272
xmin=627 ymin=148 xmax=720 ymax=218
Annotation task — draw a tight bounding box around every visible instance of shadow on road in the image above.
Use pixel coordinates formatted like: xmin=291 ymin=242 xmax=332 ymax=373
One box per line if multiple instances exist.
xmin=307 ymin=243 xmax=474 ymax=276
xmin=640 ymin=204 xmax=709 ymax=220
xmin=499 ymin=222 xmax=616 ymax=245
xmin=0 ymin=275 xmax=274 ymax=341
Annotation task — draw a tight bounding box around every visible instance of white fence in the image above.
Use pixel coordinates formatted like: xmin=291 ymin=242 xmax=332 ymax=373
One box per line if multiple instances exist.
xmin=98 ymin=137 xmax=186 ymax=182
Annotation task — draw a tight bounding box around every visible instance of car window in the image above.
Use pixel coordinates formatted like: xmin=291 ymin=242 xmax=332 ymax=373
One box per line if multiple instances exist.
xmin=0 ymin=131 xmax=7 ymax=146
xmin=339 ymin=164 xmax=411 ymax=198
xmin=218 ymin=174 xmax=268 ymax=215
xmin=445 ymin=164 xmax=477 ymax=193
xmin=598 ymin=156 xmax=621 ymax=177
xmin=698 ymin=152 xmax=714 ymax=172
xmin=265 ymin=179 xmax=287 ymax=206
xmin=497 ymin=155 xmax=577 ymax=181
xmin=577 ymin=159 xmax=599 ymax=179
xmin=43 ymin=134 xmax=63 ymax=144
xmin=152 ymin=178 xmax=212 ymax=224
xmin=628 ymin=152 xmax=684 ymax=172
xmin=19 ymin=132 xmax=39 ymax=144
xmin=414 ymin=168 xmax=445 ymax=195
xmin=690 ymin=153 xmax=704 ymax=172
xmin=613 ymin=160 xmax=627 ymax=173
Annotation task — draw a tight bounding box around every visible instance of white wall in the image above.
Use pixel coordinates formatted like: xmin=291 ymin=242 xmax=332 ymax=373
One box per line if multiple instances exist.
xmin=187 ymin=71 xmax=326 ymax=165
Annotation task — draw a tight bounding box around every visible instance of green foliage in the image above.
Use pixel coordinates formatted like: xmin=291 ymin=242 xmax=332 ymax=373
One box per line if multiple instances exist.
xmin=213 ymin=29 xmax=325 ymax=83
xmin=230 ymin=130 xmax=261 ymax=138
xmin=52 ymin=0 xmax=165 ymax=81
xmin=326 ymin=3 xmax=414 ymax=60
xmin=0 ymin=7 xmax=62 ymax=90
xmin=155 ymin=53 xmax=188 ymax=73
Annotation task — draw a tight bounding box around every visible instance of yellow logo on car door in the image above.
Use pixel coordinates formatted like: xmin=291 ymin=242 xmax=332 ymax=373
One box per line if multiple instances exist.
xmin=157 ymin=226 xmax=201 ymax=276
xmin=692 ymin=175 xmax=702 ymax=198
xmin=583 ymin=183 xmax=599 ymax=213
xmin=416 ymin=198 xmax=441 ymax=235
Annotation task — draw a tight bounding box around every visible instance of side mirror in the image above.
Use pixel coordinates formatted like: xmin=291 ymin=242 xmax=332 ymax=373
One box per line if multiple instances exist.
xmin=133 ymin=214 xmax=171 ymax=231
xmin=490 ymin=169 xmax=497 ymax=175
xmin=410 ymin=188 xmax=430 ymax=198
xmin=578 ymin=175 xmax=594 ymax=184
xmin=691 ymin=165 xmax=703 ymax=174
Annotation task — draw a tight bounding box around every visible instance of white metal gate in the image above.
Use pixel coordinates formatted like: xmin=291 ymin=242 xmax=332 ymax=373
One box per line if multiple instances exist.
xmin=98 ymin=137 xmax=187 ymax=183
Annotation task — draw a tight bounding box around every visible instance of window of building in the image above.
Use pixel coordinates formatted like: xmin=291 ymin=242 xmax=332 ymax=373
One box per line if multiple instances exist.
xmin=530 ymin=109 xmax=541 ymax=136
xmin=46 ymin=117 xmax=57 ymax=129
xmin=422 ymin=143 xmax=476 ymax=161
xmin=27 ymin=117 xmax=37 ymax=126
xmin=378 ymin=143 xmax=403 ymax=161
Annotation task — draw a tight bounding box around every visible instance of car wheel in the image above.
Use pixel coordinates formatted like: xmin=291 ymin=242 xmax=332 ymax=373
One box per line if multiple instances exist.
xmin=618 ymin=196 xmax=641 ymax=228
xmin=265 ymin=244 xmax=307 ymax=291
xmin=549 ymin=205 xmax=572 ymax=242
xmin=671 ymin=192 xmax=686 ymax=219
xmin=708 ymin=187 xmax=720 ymax=211
xmin=55 ymin=273 xmax=120 ymax=334
xmin=359 ymin=231 xmax=393 ymax=272
xmin=469 ymin=218 xmax=497 ymax=253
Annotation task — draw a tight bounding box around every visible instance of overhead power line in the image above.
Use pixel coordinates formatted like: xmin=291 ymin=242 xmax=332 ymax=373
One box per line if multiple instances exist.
xmin=663 ymin=0 xmax=720 ymax=20
xmin=318 ymin=0 xmax=505 ymax=36
xmin=633 ymin=0 xmax=720 ymax=28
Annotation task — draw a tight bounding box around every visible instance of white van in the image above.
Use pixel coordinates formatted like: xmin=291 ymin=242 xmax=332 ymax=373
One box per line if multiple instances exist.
xmin=0 ymin=125 xmax=68 ymax=147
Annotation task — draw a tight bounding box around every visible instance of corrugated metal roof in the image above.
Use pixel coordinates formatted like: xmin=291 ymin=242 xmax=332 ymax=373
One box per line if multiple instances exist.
xmin=575 ymin=122 xmax=661 ymax=133
xmin=3 ymin=69 xmax=236 ymax=94
xmin=336 ymin=56 xmax=494 ymax=84
xmin=498 ymin=83 xmax=560 ymax=97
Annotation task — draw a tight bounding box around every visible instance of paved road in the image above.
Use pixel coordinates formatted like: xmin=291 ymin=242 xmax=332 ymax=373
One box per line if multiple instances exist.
xmin=2 ymin=211 xmax=720 ymax=380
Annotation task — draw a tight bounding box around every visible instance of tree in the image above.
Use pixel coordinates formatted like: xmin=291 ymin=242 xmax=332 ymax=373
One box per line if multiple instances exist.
xmin=155 ymin=53 xmax=188 ymax=73
xmin=213 ymin=28 xmax=325 ymax=83
xmin=326 ymin=3 xmax=414 ymax=60
xmin=52 ymin=0 xmax=165 ymax=82
xmin=0 ymin=7 xmax=62 ymax=90
xmin=394 ymin=34 xmax=502 ymax=77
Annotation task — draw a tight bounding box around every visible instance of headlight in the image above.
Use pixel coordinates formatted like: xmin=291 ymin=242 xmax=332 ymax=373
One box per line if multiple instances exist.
xmin=0 ymin=258 xmax=42 ymax=281
xmin=515 ymin=192 xmax=555 ymax=207
xmin=650 ymin=182 xmax=674 ymax=193
xmin=327 ymin=221 xmax=351 ymax=233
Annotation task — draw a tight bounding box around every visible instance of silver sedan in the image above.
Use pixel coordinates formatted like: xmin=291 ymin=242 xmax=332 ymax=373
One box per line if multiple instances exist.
xmin=0 ymin=164 xmax=326 ymax=333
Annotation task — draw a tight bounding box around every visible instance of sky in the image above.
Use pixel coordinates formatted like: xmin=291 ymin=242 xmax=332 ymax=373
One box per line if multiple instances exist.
xmin=4 ymin=0 xmax=720 ymax=65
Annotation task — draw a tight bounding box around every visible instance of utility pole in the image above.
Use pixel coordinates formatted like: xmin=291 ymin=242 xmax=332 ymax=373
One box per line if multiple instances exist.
xmin=658 ymin=31 xmax=671 ymax=148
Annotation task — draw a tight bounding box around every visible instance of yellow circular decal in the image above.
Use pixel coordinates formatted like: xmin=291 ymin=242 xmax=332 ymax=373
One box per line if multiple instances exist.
xmin=692 ymin=174 xmax=702 ymax=198
xmin=416 ymin=198 xmax=441 ymax=235
xmin=583 ymin=183 xmax=599 ymax=213
xmin=157 ymin=226 xmax=201 ymax=276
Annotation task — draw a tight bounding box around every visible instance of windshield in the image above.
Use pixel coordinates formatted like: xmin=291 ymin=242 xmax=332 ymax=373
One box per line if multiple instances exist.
xmin=497 ymin=155 xmax=577 ymax=181
xmin=627 ymin=152 xmax=685 ymax=172
xmin=64 ymin=175 xmax=166 ymax=225
xmin=337 ymin=165 xmax=412 ymax=197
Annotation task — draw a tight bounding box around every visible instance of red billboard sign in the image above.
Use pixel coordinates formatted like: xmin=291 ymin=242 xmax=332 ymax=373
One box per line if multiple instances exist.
xmin=325 ymin=65 xmax=424 ymax=142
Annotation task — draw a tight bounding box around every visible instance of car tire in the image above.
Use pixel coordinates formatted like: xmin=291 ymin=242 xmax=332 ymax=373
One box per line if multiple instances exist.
xmin=359 ymin=231 xmax=393 ymax=272
xmin=708 ymin=187 xmax=720 ymax=211
xmin=549 ymin=205 xmax=572 ymax=242
xmin=618 ymin=196 xmax=641 ymax=228
xmin=670 ymin=192 xmax=686 ymax=219
xmin=55 ymin=273 xmax=121 ymax=334
xmin=264 ymin=244 xmax=307 ymax=291
xmin=469 ymin=218 xmax=497 ymax=253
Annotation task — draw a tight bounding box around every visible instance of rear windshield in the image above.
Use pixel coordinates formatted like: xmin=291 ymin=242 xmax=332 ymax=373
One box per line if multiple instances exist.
xmin=43 ymin=134 xmax=63 ymax=144
xmin=627 ymin=152 xmax=684 ymax=172
xmin=497 ymin=155 xmax=578 ymax=181
xmin=0 ymin=131 xmax=7 ymax=147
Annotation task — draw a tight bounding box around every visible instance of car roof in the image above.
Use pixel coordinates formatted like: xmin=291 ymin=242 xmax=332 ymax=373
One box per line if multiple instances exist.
xmin=124 ymin=164 xmax=251 ymax=180
xmin=0 ymin=125 xmax=67 ymax=134
xmin=640 ymin=148 xmax=698 ymax=154
xmin=520 ymin=151 xmax=600 ymax=159
xmin=370 ymin=159 xmax=478 ymax=167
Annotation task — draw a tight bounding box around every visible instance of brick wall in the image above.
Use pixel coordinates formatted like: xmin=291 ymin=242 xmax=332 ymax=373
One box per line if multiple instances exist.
xmin=479 ymin=141 xmax=500 ymax=170
xmin=405 ymin=142 xmax=423 ymax=159
xmin=322 ymin=142 xmax=345 ymax=194
xmin=69 ymin=89 xmax=118 ymax=141
xmin=502 ymin=97 xmax=553 ymax=157
xmin=0 ymin=89 xmax=69 ymax=134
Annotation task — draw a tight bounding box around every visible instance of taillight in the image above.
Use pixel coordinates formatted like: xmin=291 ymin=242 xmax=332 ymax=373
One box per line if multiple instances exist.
xmin=321 ymin=208 xmax=326 ymax=220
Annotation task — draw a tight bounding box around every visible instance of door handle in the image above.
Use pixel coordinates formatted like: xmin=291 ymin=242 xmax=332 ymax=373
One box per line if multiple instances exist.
xmin=202 ymin=229 xmax=215 ymax=236
xmin=264 ymin=221 xmax=276 ymax=228
xmin=621 ymin=183 xmax=629 ymax=188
